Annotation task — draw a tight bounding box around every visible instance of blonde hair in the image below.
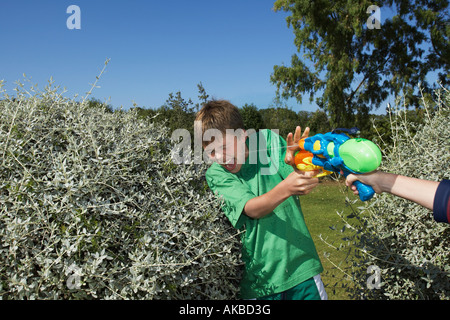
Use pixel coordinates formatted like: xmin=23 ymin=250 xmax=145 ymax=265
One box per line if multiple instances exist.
xmin=195 ymin=100 xmax=244 ymax=147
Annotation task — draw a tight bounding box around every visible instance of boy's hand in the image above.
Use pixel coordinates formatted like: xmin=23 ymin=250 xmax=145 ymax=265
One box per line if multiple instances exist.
xmin=285 ymin=126 xmax=310 ymax=169
xmin=284 ymin=170 xmax=319 ymax=196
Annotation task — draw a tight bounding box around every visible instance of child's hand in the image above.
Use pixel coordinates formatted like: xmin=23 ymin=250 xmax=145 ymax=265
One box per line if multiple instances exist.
xmin=285 ymin=126 xmax=310 ymax=169
xmin=345 ymin=171 xmax=386 ymax=194
xmin=284 ymin=170 xmax=319 ymax=196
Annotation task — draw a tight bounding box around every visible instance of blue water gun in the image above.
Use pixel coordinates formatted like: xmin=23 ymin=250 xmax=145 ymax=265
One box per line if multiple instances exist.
xmin=294 ymin=128 xmax=382 ymax=201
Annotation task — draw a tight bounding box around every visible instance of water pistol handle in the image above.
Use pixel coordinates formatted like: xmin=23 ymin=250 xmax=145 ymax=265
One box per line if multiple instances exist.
xmin=353 ymin=181 xmax=375 ymax=201
xmin=341 ymin=171 xmax=375 ymax=201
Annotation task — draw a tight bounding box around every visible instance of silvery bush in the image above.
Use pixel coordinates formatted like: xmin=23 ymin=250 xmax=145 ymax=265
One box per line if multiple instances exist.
xmin=0 ymin=81 xmax=242 ymax=299
xmin=332 ymin=86 xmax=449 ymax=299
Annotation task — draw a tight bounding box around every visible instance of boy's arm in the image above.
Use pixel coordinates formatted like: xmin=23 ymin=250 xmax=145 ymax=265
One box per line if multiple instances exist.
xmin=244 ymin=170 xmax=318 ymax=219
xmin=244 ymin=127 xmax=318 ymax=220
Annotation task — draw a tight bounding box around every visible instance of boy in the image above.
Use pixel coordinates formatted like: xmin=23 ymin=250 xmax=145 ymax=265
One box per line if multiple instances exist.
xmin=196 ymin=100 xmax=326 ymax=300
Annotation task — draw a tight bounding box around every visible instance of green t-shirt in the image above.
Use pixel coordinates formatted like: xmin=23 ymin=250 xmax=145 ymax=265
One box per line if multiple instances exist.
xmin=205 ymin=129 xmax=323 ymax=299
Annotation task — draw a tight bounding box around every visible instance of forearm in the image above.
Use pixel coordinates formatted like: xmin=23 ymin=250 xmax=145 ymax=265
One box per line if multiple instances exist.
xmin=380 ymin=173 xmax=439 ymax=210
xmin=243 ymin=180 xmax=291 ymax=219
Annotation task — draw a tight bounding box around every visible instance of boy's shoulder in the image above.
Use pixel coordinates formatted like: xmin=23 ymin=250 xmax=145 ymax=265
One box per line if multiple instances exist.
xmin=205 ymin=162 xmax=230 ymax=182
xmin=205 ymin=161 xmax=221 ymax=176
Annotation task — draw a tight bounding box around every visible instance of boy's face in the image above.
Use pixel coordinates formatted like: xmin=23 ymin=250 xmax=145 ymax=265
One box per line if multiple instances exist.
xmin=205 ymin=131 xmax=248 ymax=174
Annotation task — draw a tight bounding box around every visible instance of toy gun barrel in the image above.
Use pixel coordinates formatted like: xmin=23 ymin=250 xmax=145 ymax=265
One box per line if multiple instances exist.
xmin=294 ymin=131 xmax=382 ymax=201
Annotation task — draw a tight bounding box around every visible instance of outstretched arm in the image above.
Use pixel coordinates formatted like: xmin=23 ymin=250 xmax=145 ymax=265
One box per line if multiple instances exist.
xmin=346 ymin=171 xmax=439 ymax=210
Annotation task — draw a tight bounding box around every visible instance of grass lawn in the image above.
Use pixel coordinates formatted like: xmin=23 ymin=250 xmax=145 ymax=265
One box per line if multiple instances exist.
xmin=300 ymin=179 xmax=362 ymax=300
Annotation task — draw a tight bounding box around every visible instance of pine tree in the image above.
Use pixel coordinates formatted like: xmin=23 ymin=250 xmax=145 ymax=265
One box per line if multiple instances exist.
xmin=271 ymin=0 xmax=449 ymax=128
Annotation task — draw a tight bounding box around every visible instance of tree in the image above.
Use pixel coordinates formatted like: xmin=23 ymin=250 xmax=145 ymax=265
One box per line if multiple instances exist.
xmin=260 ymin=106 xmax=299 ymax=138
xmin=308 ymin=110 xmax=331 ymax=135
xmin=132 ymin=83 xmax=210 ymax=141
xmin=156 ymin=91 xmax=196 ymax=135
xmin=240 ymin=103 xmax=265 ymax=131
xmin=194 ymin=82 xmax=209 ymax=112
xmin=271 ymin=0 xmax=449 ymax=128
xmin=87 ymin=98 xmax=113 ymax=113
xmin=297 ymin=110 xmax=312 ymax=128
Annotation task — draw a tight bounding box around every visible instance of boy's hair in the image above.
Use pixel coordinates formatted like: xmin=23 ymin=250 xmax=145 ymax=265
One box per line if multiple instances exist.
xmin=195 ymin=100 xmax=244 ymax=147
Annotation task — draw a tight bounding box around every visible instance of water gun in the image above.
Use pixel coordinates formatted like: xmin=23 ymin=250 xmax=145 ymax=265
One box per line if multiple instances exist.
xmin=294 ymin=128 xmax=382 ymax=201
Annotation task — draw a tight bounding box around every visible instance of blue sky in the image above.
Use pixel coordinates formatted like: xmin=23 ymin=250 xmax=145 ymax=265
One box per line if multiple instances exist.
xmin=0 ymin=1 xmax=441 ymax=114
xmin=0 ymin=0 xmax=313 ymax=111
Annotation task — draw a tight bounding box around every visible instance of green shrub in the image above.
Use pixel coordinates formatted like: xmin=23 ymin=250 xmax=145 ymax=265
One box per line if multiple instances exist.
xmin=0 ymin=81 xmax=242 ymax=299
xmin=331 ymin=86 xmax=449 ymax=299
